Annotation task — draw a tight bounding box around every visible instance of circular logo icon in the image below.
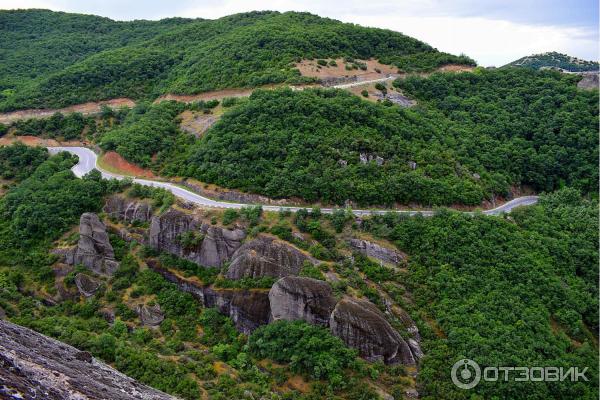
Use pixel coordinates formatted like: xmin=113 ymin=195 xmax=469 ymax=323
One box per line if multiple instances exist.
xmin=451 ymin=359 xmax=481 ymax=389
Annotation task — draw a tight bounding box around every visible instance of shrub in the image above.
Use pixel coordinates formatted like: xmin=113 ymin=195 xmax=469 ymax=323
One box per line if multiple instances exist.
xmin=248 ymin=320 xmax=358 ymax=388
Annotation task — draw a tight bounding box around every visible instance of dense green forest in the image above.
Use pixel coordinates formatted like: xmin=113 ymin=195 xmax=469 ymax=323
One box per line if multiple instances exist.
xmin=0 ymin=144 xmax=597 ymax=399
xmin=505 ymin=51 xmax=599 ymax=72
xmin=0 ymin=10 xmax=473 ymax=111
xmin=362 ymin=188 xmax=599 ymax=399
xmin=111 ymin=67 xmax=594 ymax=207
xmin=395 ymin=68 xmax=598 ymax=195
xmin=0 ymin=145 xmax=404 ymax=399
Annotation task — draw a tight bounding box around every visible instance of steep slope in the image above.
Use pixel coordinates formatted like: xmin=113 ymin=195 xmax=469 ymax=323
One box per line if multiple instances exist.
xmin=0 ymin=9 xmax=192 ymax=95
xmin=0 ymin=319 xmax=176 ymax=400
xmin=505 ymin=51 xmax=599 ymax=72
xmin=0 ymin=10 xmax=475 ymax=111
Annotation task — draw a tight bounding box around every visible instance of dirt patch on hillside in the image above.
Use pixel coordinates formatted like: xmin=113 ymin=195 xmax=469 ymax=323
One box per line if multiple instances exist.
xmin=0 ymin=98 xmax=135 ymax=125
xmin=101 ymin=151 xmax=156 ymax=178
xmin=0 ymin=135 xmax=87 ymax=147
xmin=179 ymin=110 xmax=219 ymax=138
xmin=155 ymin=88 xmax=255 ymax=104
xmin=436 ymin=64 xmax=475 ymax=73
xmin=296 ymin=58 xmax=398 ymax=80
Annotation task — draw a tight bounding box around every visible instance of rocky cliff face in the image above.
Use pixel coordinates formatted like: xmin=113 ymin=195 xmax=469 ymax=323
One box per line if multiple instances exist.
xmin=269 ymin=276 xmax=336 ymax=326
xmin=348 ymin=238 xmax=404 ymax=266
xmin=149 ymin=208 xmax=245 ymax=267
xmin=104 ymin=195 xmax=153 ymax=223
xmin=148 ymin=261 xmax=269 ymax=334
xmin=70 ymin=213 xmax=119 ymax=276
xmin=330 ymin=298 xmax=416 ymax=365
xmin=227 ymin=235 xmax=314 ymax=280
xmin=0 ymin=320 xmax=176 ymax=400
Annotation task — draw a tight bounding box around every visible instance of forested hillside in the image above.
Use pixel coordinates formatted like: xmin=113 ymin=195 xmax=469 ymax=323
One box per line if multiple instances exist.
xmin=123 ymin=68 xmax=596 ymax=207
xmin=0 ymin=10 xmax=473 ymax=111
xmin=505 ymin=51 xmax=599 ymax=72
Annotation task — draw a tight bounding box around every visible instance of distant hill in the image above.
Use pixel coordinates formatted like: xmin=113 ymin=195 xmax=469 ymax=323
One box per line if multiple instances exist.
xmin=0 ymin=9 xmax=475 ymax=111
xmin=505 ymin=51 xmax=598 ymax=72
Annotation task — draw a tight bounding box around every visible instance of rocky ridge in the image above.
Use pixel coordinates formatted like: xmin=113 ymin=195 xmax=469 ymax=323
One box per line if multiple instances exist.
xmin=0 ymin=319 xmax=176 ymax=400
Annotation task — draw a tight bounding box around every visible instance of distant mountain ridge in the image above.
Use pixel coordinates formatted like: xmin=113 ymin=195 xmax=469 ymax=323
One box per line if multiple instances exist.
xmin=505 ymin=51 xmax=598 ymax=72
xmin=0 ymin=9 xmax=475 ymax=111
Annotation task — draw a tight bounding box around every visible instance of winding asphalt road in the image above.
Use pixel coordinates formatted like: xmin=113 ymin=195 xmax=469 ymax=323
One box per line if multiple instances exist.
xmin=47 ymin=146 xmax=538 ymax=217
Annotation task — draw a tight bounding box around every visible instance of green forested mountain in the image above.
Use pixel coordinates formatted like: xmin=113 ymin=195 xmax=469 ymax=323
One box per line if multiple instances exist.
xmin=129 ymin=68 xmax=595 ymax=207
xmin=0 ymin=9 xmax=473 ymax=111
xmin=505 ymin=51 xmax=599 ymax=72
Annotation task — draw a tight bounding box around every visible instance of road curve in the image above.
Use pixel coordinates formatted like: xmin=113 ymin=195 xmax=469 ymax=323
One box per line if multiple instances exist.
xmin=47 ymin=146 xmax=538 ymax=217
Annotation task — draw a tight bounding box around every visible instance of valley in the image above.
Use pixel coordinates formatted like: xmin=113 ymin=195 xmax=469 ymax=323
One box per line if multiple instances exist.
xmin=0 ymin=7 xmax=597 ymax=400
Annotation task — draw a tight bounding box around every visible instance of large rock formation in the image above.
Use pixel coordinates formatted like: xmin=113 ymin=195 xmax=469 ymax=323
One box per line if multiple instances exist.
xmin=148 ymin=261 xmax=269 ymax=334
xmin=72 ymin=213 xmax=119 ymax=276
xmin=74 ymin=273 xmax=102 ymax=297
xmin=329 ymin=298 xmax=415 ymax=365
xmin=0 ymin=320 xmax=176 ymax=400
xmin=149 ymin=209 xmax=245 ymax=267
xmin=226 ymin=235 xmax=313 ymax=280
xmin=269 ymin=276 xmax=337 ymax=326
xmin=348 ymin=238 xmax=404 ymax=266
xmin=577 ymin=72 xmax=599 ymax=90
xmin=104 ymin=195 xmax=153 ymax=223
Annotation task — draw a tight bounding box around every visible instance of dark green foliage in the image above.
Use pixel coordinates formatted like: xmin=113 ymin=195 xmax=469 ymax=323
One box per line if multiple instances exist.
xmin=363 ymin=188 xmax=598 ymax=399
xmin=240 ymin=205 xmax=263 ymax=227
xmin=213 ymin=276 xmax=275 ymax=289
xmin=222 ymin=209 xmax=239 ymax=225
xmin=0 ymin=10 xmax=472 ymax=111
xmin=159 ymin=253 xmax=218 ymax=284
xmin=248 ymin=320 xmax=359 ymax=388
xmin=0 ymin=152 xmax=106 ymax=242
xmin=12 ymin=112 xmax=94 ymax=140
xmin=0 ymin=143 xmax=48 ymax=181
xmin=171 ymin=88 xmax=487 ymax=206
xmin=100 ymin=101 xmax=187 ymax=168
xmin=396 ymin=68 xmax=599 ymax=195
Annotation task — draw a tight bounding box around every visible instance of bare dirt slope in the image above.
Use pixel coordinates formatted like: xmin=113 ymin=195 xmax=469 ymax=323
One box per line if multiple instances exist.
xmin=295 ymin=58 xmax=398 ymax=80
xmin=0 ymin=98 xmax=135 ymax=124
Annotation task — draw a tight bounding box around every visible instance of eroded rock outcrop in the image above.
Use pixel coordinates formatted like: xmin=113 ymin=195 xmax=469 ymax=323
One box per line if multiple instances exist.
xmin=74 ymin=273 xmax=102 ymax=297
xmin=72 ymin=213 xmax=119 ymax=276
xmin=149 ymin=209 xmax=245 ymax=267
xmin=348 ymin=238 xmax=404 ymax=266
xmin=148 ymin=261 xmax=269 ymax=334
xmin=104 ymin=195 xmax=153 ymax=223
xmin=227 ymin=235 xmax=313 ymax=280
xmin=0 ymin=320 xmax=176 ymax=400
xmin=329 ymin=298 xmax=415 ymax=365
xmin=269 ymin=276 xmax=337 ymax=326
xmin=137 ymin=304 xmax=165 ymax=327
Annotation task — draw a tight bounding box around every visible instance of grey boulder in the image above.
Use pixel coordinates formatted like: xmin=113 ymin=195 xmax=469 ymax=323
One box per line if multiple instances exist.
xmin=72 ymin=213 xmax=119 ymax=276
xmin=227 ymin=235 xmax=313 ymax=280
xmin=329 ymin=298 xmax=415 ymax=365
xmin=269 ymin=276 xmax=337 ymax=326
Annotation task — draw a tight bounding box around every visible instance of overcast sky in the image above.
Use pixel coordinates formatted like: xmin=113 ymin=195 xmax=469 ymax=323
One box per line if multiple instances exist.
xmin=2 ymin=0 xmax=598 ymax=66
